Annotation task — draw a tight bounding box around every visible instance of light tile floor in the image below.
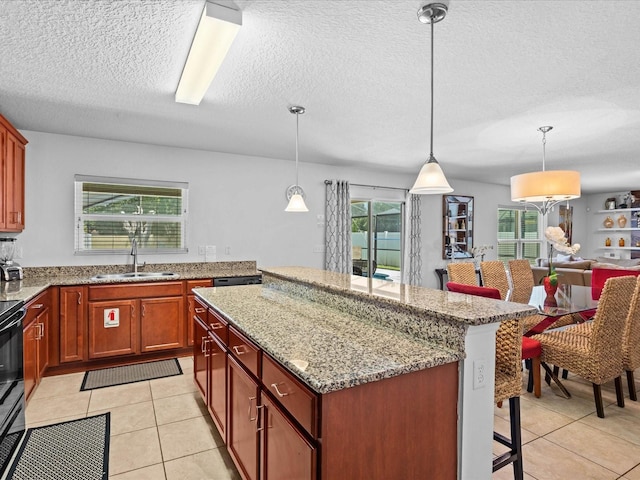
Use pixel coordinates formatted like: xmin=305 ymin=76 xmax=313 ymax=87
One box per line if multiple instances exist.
xmin=25 ymin=357 xmax=240 ymax=480
xmin=24 ymin=358 xmax=640 ymax=479
xmin=493 ymin=368 xmax=640 ymax=479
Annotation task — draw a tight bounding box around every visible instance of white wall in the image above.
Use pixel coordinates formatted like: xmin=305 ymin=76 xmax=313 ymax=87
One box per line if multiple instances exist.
xmin=19 ymin=130 xmax=568 ymax=289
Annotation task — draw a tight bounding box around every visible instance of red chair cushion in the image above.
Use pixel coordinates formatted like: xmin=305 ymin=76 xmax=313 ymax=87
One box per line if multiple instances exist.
xmin=446 ymin=282 xmax=501 ymax=299
xmin=591 ymin=268 xmax=640 ymax=299
xmin=521 ymin=336 xmax=542 ymax=359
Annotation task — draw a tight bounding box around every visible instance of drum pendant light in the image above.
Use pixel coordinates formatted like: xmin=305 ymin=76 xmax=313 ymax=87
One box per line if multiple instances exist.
xmin=510 ymin=126 xmax=581 ymax=215
xmin=285 ymin=106 xmax=309 ymax=212
xmin=410 ymin=3 xmax=453 ymax=194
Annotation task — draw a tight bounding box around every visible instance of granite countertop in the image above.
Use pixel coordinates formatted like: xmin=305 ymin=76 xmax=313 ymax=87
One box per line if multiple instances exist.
xmin=195 ymin=285 xmax=461 ymax=394
xmin=261 ymin=266 xmax=537 ymax=326
xmin=0 ymin=261 xmax=259 ymax=303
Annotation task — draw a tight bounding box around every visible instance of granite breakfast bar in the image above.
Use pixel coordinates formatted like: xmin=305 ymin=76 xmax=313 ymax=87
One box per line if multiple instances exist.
xmin=193 ymin=266 xmax=537 ymax=480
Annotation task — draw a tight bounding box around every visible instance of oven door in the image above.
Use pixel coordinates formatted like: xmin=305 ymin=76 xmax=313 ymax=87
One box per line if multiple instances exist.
xmin=0 ymin=305 xmax=26 ymax=476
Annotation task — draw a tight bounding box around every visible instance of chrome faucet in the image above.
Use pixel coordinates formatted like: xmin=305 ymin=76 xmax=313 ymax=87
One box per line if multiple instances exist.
xmin=131 ymin=238 xmax=146 ymax=274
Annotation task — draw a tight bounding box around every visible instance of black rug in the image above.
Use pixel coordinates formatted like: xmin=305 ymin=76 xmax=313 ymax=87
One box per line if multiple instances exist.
xmin=80 ymin=358 xmax=183 ymax=391
xmin=6 ymin=413 xmax=110 ymax=480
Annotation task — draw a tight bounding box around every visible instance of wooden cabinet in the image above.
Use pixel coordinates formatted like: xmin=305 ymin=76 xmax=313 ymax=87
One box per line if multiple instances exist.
xmin=23 ymin=290 xmax=51 ymax=401
xmin=186 ymin=279 xmax=212 ymax=347
xmin=87 ymin=281 xmax=184 ymax=359
xmin=140 ymin=296 xmax=184 ymax=352
xmin=0 ymin=114 xmax=27 ymax=232
xmin=228 ymin=355 xmax=260 ymax=480
xmin=261 ymin=392 xmax=316 ymax=480
xmin=59 ymin=286 xmax=87 ymax=363
xmin=193 ymin=297 xmax=227 ymax=438
xmin=88 ymin=299 xmax=138 ymax=359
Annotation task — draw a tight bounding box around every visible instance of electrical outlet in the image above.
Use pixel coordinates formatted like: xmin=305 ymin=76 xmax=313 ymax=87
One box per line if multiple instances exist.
xmin=473 ymin=359 xmax=486 ymax=390
xmin=198 ymin=245 xmax=205 ymax=255
xmin=205 ymin=245 xmax=217 ymax=262
xmin=225 ymin=246 xmax=231 ymax=255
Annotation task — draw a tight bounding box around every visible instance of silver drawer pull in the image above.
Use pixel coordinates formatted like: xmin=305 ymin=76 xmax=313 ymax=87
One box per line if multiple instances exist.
xmin=256 ymin=405 xmax=265 ymax=432
xmin=271 ymin=383 xmax=289 ymax=397
xmin=233 ymin=345 xmax=248 ymax=356
xmin=31 ymin=304 xmax=44 ymax=309
xmin=210 ymin=323 xmax=224 ymax=330
xmin=248 ymin=396 xmax=257 ymax=422
xmin=195 ymin=308 xmax=206 ymax=314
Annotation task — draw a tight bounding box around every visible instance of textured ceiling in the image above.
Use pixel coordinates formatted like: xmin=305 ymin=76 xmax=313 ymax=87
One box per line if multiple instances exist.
xmin=1 ymin=0 xmax=640 ymax=193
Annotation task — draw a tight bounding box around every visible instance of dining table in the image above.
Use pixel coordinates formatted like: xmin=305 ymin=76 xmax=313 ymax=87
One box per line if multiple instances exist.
xmin=524 ymin=284 xmax=599 ymax=397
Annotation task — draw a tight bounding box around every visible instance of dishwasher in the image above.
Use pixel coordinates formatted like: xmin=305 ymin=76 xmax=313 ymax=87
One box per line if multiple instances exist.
xmin=213 ymin=274 xmax=262 ymax=287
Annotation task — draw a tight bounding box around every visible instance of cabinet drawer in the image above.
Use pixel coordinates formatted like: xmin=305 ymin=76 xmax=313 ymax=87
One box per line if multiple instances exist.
xmin=186 ymin=279 xmax=213 ymax=292
xmin=25 ymin=290 xmax=50 ymax=325
xmin=89 ymin=281 xmax=183 ymax=301
xmin=207 ymin=309 xmax=228 ymax=345
xmin=262 ymin=354 xmax=317 ymax=437
xmin=228 ymin=327 xmax=260 ymax=378
xmin=194 ymin=297 xmax=208 ymax=323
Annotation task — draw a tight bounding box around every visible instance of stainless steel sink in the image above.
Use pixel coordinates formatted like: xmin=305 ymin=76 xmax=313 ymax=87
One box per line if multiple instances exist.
xmin=91 ymin=272 xmax=178 ymax=281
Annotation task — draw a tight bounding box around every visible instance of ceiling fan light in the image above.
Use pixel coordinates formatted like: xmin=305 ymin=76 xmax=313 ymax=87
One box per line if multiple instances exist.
xmin=410 ymin=157 xmax=453 ymax=194
xmin=285 ymin=192 xmax=309 ymax=212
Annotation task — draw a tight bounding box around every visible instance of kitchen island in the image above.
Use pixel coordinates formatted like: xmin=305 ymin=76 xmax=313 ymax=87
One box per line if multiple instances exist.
xmin=194 ymin=266 xmax=536 ymax=479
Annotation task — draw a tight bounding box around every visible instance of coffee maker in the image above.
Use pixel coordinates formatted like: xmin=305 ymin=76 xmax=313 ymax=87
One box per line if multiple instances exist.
xmin=0 ymin=238 xmax=23 ymax=281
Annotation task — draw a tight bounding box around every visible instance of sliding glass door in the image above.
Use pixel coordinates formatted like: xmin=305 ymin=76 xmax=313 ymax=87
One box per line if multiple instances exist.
xmin=351 ymin=200 xmax=403 ymax=281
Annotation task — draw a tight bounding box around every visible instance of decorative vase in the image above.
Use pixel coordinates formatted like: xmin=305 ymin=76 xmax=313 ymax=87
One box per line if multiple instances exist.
xmin=543 ymin=276 xmax=558 ymax=298
xmin=618 ymin=215 xmax=627 ymax=228
xmin=619 ymin=238 xmax=626 ymax=247
xmin=605 ymin=237 xmax=612 ymax=247
xmin=603 ymin=216 xmax=614 ymax=228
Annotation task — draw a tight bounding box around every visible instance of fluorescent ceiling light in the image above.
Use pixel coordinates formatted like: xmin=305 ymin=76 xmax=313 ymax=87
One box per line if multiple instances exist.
xmin=175 ymin=2 xmax=242 ymax=105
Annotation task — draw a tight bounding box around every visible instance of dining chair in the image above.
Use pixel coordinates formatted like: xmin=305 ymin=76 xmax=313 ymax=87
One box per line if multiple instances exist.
xmin=480 ymin=261 xmax=510 ymax=300
xmin=447 ymin=281 xmax=542 ymax=399
xmin=446 ymin=262 xmax=478 ymax=286
xmin=446 ymin=281 xmax=532 ymax=479
xmin=532 ymin=275 xmax=637 ymax=418
xmin=623 ymin=276 xmax=640 ymax=401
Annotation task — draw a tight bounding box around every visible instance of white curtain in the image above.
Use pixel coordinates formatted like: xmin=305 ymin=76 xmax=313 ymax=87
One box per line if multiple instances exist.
xmin=402 ymin=193 xmax=422 ymax=285
xmin=325 ymin=180 xmax=352 ymax=273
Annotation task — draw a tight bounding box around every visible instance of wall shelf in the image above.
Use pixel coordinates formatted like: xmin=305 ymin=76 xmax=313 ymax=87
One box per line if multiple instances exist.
xmin=596 ymin=247 xmax=640 ymax=251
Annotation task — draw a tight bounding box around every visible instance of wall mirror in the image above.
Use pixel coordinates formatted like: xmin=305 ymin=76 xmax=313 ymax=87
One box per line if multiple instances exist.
xmin=443 ymin=195 xmax=474 ymax=260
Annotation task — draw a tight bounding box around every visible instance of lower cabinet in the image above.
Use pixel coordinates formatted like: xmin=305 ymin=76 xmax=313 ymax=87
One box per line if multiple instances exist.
xmin=260 ymin=393 xmax=316 ymax=480
xmin=140 ymin=296 xmax=184 ymax=352
xmin=88 ymin=299 xmax=138 ymax=359
xmin=23 ymin=291 xmax=51 ymax=402
xmin=59 ymin=286 xmax=87 ymax=363
xmin=228 ymin=356 xmax=260 ymax=480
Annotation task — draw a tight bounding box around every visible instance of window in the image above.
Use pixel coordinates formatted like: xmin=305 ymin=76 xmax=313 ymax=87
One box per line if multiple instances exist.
xmin=497 ymin=207 xmax=540 ymax=264
xmin=75 ymin=175 xmax=188 ymax=254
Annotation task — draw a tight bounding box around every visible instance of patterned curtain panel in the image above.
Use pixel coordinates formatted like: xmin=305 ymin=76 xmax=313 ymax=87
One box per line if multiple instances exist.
xmin=402 ymin=193 xmax=422 ymax=285
xmin=325 ymin=180 xmax=352 ymax=273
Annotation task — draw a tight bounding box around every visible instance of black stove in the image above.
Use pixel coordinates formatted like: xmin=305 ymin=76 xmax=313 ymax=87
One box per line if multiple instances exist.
xmin=0 ymin=301 xmax=22 ymax=320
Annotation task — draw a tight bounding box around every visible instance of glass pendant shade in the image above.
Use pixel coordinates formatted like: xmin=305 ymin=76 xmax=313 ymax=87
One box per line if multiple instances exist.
xmin=510 ymin=170 xmax=581 ymax=203
xmin=285 ymin=192 xmax=309 ymax=212
xmin=410 ymin=156 xmax=453 ymax=194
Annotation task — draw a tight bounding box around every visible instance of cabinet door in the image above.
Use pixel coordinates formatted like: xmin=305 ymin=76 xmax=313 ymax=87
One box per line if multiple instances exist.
xmin=59 ymin=286 xmax=87 ymax=363
xmin=228 ymin=356 xmax=259 ymax=480
xmin=193 ymin=317 xmax=208 ymax=401
xmin=4 ymin=131 xmax=25 ymax=231
xmin=186 ymin=295 xmax=195 ymax=347
xmin=0 ymin=126 xmax=5 ymax=229
xmin=208 ymin=331 xmax=226 ymax=439
xmin=261 ymin=393 xmax=316 ymax=480
xmin=140 ymin=296 xmax=184 ymax=353
xmin=23 ymin=321 xmax=38 ymax=402
xmin=88 ymin=299 xmax=138 ymax=359
xmin=36 ymin=307 xmax=50 ymax=379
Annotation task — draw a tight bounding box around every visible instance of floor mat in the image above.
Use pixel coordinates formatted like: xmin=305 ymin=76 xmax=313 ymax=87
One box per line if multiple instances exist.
xmin=6 ymin=413 xmax=110 ymax=480
xmin=80 ymin=358 xmax=182 ymax=391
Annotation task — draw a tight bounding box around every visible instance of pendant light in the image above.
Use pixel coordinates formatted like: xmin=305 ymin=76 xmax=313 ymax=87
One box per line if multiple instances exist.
xmin=510 ymin=126 xmax=581 ymax=216
xmin=410 ymin=2 xmax=453 ymax=195
xmin=285 ymin=105 xmax=309 ymax=212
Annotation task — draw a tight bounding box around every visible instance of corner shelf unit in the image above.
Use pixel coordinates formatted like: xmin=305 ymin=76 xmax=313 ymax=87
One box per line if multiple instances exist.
xmin=594 ymin=208 xmax=640 ymax=257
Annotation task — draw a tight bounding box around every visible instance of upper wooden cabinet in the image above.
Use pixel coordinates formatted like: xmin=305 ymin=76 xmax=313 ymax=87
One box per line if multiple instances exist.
xmin=0 ymin=114 xmax=27 ymax=232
